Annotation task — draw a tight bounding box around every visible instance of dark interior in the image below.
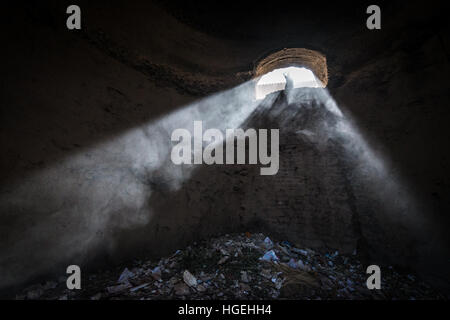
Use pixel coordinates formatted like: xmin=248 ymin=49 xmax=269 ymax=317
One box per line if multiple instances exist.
xmin=1 ymin=0 xmax=449 ymax=297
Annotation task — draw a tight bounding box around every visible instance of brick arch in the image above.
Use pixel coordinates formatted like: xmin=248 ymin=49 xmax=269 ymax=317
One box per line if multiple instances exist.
xmin=254 ymin=48 xmax=328 ymax=87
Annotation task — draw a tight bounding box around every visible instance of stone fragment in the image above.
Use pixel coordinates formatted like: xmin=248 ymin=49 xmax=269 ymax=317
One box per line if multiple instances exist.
xmin=183 ymin=270 xmax=197 ymax=287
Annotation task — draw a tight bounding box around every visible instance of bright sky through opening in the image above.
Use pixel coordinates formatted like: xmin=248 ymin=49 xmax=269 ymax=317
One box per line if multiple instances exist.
xmin=255 ymin=67 xmax=322 ymax=100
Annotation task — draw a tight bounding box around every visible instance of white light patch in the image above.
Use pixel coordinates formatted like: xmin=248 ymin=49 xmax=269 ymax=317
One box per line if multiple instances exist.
xmin=255 ymin=67 xmax=322 ymax=100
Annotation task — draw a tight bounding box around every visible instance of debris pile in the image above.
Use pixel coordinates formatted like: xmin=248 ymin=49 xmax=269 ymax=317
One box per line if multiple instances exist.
xmin=15 ymin=233 xmax=445 ymax=300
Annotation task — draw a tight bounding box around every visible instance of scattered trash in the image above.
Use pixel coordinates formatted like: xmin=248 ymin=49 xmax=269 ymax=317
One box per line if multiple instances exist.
xmin=240 ymin=271 xmax=250 ymax=283
xmin=278 ymin=245 xmax=291 ymax=256
xmin=107 ymin=282 xmax=131 ymax=294
xmin=150 ymin=266 xmax=162 ymax=280
xmin=291 ymin=248 xmax=308 ymax=256
xmin=263 ymin=237 xmax=274 ymax=249
xmin=174 ymin=283 xmax=190 ymax=296
xmin=217 ymin=256 xmax=229 ymax=265
xmin=118 ymin=268 xmax=134 ymax=283
xmin=196 ymin=284 xmax=206 ymax=292
xmin=260 ymin=250 xmax=279 ymax=262
xmin=130 ymin=283 xmax=149 ymax=292
xmin=240 ymin=283 xmax=251 ymax=292
xmin=15 ymin=232 xmax=445 ymax=300
xmin=170 ymin=250 xmax=181 ymax=258
xmin=288 ymin=258 xmax=298 ymax=269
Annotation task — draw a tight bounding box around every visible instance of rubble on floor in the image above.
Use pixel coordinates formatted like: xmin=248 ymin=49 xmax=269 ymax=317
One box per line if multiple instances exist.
xmin=15 ymin=233 xmax=445 ymax=300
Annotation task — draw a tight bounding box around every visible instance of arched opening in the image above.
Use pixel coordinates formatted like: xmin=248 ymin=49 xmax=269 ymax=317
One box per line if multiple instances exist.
xmin=253 ymin=48 xmax=328 ymax=99
xmin=255 ymin=66 xmax=322 ymax=100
